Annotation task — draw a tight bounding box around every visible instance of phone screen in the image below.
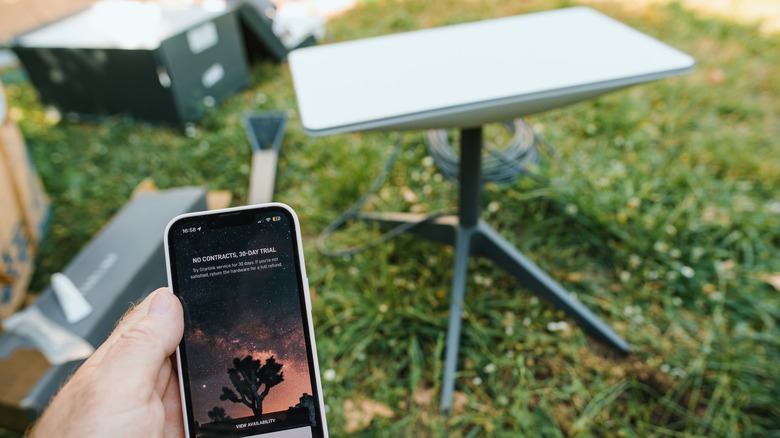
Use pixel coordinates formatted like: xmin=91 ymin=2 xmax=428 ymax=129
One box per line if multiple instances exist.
xmin=166 ymin=204 xmax=326 ymax=438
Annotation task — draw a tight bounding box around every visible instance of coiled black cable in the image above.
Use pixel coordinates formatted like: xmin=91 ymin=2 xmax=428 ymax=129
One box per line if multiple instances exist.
xmin=424 ymin=118 xmax=539 ymax=184
xmin=317 ymin=119 xmax=558 ymax=257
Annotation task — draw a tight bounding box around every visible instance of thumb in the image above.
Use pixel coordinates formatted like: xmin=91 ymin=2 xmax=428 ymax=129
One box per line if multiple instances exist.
xmin=88 ymin=288 xmax=184 ymax=391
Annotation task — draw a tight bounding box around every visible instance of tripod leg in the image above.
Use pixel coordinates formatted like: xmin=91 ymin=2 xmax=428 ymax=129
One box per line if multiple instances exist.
xmin=476 ymin=222 xmax=630 ymax=354
xmin=440 ymin=226 xmax=476 ymax=415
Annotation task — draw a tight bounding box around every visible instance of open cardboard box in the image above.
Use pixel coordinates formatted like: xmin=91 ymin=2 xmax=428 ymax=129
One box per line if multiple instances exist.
xmin=0 ymin=187 xmax=209 ymax=432
xmin=0 ymin=0 xmax=95 ymax=45
xmin=0 ymin=80 xmax=50 ymax=320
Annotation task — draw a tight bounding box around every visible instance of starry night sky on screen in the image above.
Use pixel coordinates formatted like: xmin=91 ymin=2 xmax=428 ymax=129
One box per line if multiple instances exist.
xmin=171 ymin=210 xmax=314 ymax=425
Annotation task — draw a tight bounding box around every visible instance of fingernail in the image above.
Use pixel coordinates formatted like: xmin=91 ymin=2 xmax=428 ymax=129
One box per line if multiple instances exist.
xmin=148 ymin=291 xmax=172 ymax=315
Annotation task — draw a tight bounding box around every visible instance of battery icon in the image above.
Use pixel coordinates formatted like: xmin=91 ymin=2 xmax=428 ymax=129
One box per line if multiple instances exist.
xmin=272 ymin=216 xmax=281 ymax=222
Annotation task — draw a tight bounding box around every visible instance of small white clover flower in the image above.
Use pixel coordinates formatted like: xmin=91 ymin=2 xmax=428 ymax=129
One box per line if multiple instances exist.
xmin=680 ymin=266 xmax=695 ymax=278
xmin=323 ymin=369 xmax=337 ymax=381
xmin=546 ymin=321 xmax=571 ymax=333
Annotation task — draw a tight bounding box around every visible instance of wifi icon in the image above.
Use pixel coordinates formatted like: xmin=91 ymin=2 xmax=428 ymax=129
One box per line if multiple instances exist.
xmin=265 ymin=218 xmax=271 ymax=222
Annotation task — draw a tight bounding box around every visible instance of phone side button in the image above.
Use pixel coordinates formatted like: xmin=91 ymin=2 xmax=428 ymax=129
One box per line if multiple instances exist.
xmin=304 ymin=277 xmax=312 ymax=312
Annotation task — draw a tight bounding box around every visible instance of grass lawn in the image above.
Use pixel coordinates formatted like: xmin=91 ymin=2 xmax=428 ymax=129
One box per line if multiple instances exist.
xmin=2 ymin=0 xmax=779 ymax=436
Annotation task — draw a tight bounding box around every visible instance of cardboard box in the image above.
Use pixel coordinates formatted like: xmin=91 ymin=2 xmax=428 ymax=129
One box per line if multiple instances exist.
xmin=0 ymin=348 xmax=50 ymax=433
xmin=0 ymin=118 xmax=50 ymax=245
xmin=0 ymin=80 xmax=5 ymax=122
xmin=0 ymin=187 xmax=208 ymax=431
xmin=0 ymin=151 xmax=35 ymax=319
xmin=0 ymin=0 xmax=95 ymax=45
xmin=10 ymin=2 xmax=250 ymax=127
xmin=0 ymin=81 xmax=46 ymax=319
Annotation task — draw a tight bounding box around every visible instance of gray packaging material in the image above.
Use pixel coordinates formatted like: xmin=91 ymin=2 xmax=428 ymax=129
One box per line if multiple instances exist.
xmin=0 ymin=187 xmax=207 ymax=428
xmin=231 ymin=0 xmax=317 ymax=63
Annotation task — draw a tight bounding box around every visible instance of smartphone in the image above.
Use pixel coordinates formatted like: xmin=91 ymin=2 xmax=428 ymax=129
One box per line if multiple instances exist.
xmin=164 ymin=203 xmax=328 ymax=438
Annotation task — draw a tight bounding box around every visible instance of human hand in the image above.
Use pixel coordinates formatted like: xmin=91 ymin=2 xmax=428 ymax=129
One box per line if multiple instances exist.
xmin=31 ymin=287 xmax=185 ymax=438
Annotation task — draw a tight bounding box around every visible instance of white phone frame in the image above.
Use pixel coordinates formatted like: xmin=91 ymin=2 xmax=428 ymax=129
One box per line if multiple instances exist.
xmin=163 ymin=202 xmax=329 ymax=438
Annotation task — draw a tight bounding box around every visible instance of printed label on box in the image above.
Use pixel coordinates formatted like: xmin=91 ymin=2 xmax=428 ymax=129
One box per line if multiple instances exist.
xmin=2 ymin=223 xmax=29 ymax=293
xmin=1 ymin=222 xmax=34 ymax=318
xmin=201 ymin=62 xmax=225 ymax=88
xmin=187 ymin=21 xmax=218 ymax=55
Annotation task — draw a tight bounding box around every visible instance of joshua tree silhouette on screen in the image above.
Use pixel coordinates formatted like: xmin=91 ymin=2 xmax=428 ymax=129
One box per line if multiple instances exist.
xmin=219 ymin=355 xmax=285 ymax=417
